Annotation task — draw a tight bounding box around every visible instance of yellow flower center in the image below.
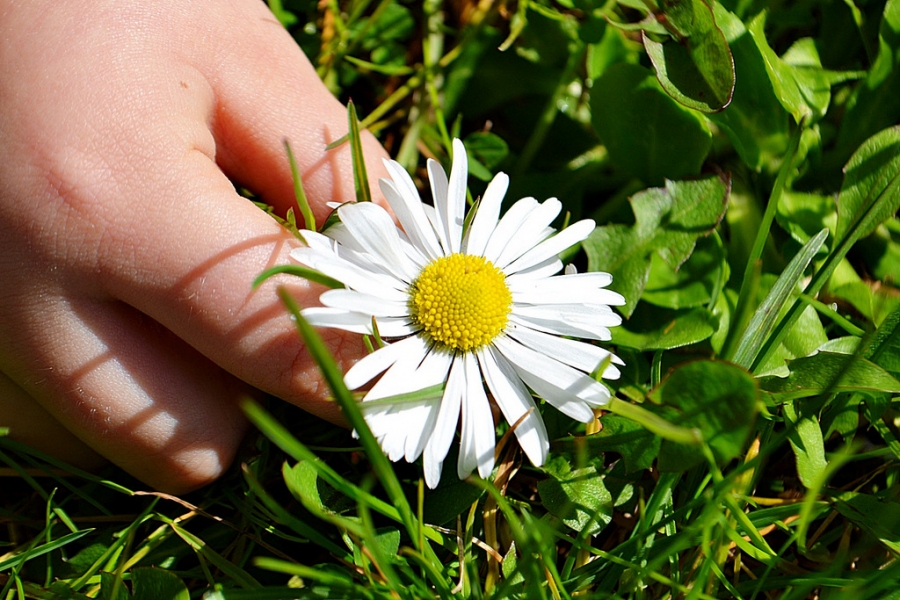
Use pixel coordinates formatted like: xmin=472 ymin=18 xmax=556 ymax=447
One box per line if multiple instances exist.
xmin=410 ymin=253 xmax=512 ymax=352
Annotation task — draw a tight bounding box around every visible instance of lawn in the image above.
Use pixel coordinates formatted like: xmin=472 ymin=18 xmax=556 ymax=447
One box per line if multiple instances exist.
xmin=4 ymin=0 xmax=900 ymax=598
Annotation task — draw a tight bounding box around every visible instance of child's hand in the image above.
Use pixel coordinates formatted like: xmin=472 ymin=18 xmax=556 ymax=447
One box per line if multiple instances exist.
xmin=0 ymin=0 xmax=389 ymax=493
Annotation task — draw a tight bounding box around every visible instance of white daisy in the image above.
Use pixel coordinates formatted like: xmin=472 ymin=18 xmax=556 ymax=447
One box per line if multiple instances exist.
xmin=291 ymin=139 xmax=625 ymax=488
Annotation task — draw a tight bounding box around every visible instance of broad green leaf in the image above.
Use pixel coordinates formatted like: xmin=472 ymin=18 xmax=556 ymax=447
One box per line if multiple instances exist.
xmin=831 ymin=490 xmax=900 ymax=554
xmin=755 ymin=301 xmax=829 ymax=377
xmin=591 ymin=62 xmax=712 ymax=183
xmin=747 ymin=14 xmax=860 ymax=122
xmin=782 ymin=401 xmax=827 ymax=488
xmin=552 ymin=414 xmax=659 ymax=473
xmin=610 ymin=307 xmax=718 ymax=350
xmin=537 ymin=456 xmax=613 ymax=537
xmin=373 ymin=527 xmax=401 ymax=558
xmin=865 ymin=305 xmax=900 ymax=374
xmin=731 ymin=229 xmax=828 ymax=370
xmin=707 ymin=5 xmax=789 ymax=171
xmin=642 ymin=0 xmax=735 ymax=112
xmin=650 ymin=360 xmax=758 ymax=472
xmin=100 ymin=573 xmax=129 ymax=600
xmin=776 ymin=191 xmax=837 ymax=245
xmin=131 ymin=568 xmax=190 ymax=600
xmin=642 ymin=235 xmax=728 ymax=310
xmin=587 ymin=25 xmax=633 ymax=81
xmin=760 ymin=352 xmax=900 ymax=401
xmin=830 ymin=280 xmax=900 ymax=328
xmin=584 ymin=176 xmax=729 ymax=316
xmin=835 ymin=125 xmax=900 ymax=243
xmin=857 ymin=218 xmax=900 ymax=285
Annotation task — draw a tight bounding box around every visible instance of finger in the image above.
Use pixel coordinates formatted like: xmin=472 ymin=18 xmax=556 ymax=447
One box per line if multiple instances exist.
xmin=0 ymin=369 xmax=106 ymax=470
xmin=194 ymin=1 xmax=392 ymax=221
xmin=95 ymin=153 xmax=362 ymax=424
xmin=0 ymin=293 xmax=249 ymax=494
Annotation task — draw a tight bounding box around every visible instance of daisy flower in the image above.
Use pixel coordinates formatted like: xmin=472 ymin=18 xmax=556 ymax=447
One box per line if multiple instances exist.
xmin=291 ymin=139 xmax=625 ymax=488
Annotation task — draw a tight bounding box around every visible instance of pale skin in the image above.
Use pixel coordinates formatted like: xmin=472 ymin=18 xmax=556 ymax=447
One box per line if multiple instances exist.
xmin=0 ymin=0 xmax=390 ymax=493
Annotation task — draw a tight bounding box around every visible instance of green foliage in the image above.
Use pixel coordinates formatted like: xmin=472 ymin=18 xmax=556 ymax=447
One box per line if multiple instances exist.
xmin=7 ymin=0 xmax=900 ymax=598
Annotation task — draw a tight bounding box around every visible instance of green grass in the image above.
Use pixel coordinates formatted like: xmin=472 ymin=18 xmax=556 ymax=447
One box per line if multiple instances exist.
xmin=6 ymin=0 xmax=900 ymax=597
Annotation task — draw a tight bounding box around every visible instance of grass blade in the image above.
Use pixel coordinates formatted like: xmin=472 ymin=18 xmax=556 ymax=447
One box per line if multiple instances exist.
xmin=348 ymin=100 xmax=372 ymax=203
xmin=283 ymin=139 xmax=316 ymax=232
xmin=731 ymin=228 xmax=828 ymax=369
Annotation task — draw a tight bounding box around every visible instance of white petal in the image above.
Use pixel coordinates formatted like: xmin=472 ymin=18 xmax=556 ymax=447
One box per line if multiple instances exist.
xmin=427 ymin=159 xmax=452 ymax=254
xmin=483 ymin=197 xmax=538 ymax=264
xmin=301 ymin=308 xmax=375 ymax=335
xmin=364 ymin=397 xmax=440 ymax=463
xmin=457 ymin=353 xmax=496 ymax=480
xmin=463 ymin=172 xmax=509 ymax=257
xmin=510 ymin=304 xmax=622 ymax=341
xmin=494 ymin=335 xmax=611 ymax=417
xmin=506 ymin=323 xmax=623 ymax=379
xmin=372 ymin=318 xmax=419 ymax=338
xmin=510 ymin=273 xmax=626 ymax=307
xmin=504 ymin=219 xmax=595 ymax=274
xmin=509 ymin=271 xmax=612 ymax=293
xmin=344 ymin=335 xmax=427 ymax=390
xmin=319 ymin=289 xmax=409 ymax=318
xmin=443 ymin=139 xmax=468 ymax=253
xmin=493 ymin=198 xmax=562 ymax=269
xmin=379 ymin=174 xmax=443 ymax=261
xmin=338 ymin=202 xmax=420 ymax=282
xmin=291 ymin=247 xmax=408 ymax=302
xmin=423 ymin=356 xmax=465 ymax=488
xmin=403 ymin=350 xmax=453 ymax=461
xmin=504 ymin=256 xmax=564 ymax=284
xmin=363 ymin=342 xmax=443 ymax=402
xmin=478 ymin=346 xmax=548 ymax=467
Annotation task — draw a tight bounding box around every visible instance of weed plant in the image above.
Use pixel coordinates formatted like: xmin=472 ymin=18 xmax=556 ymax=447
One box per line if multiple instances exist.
xmin=4 ymin=0 xmax=900 ymax=598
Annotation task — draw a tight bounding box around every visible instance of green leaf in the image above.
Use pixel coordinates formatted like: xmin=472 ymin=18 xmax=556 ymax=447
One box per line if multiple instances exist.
xmin=537 ymin=456 xmax=613 ymax=537
xmin=759 ymin=352 xmax=900 ymax=401
xmin=747 ymin=14 xmax=860 ymax=122
xmin=100 ymin=573 xmax=130 ymax=600
xmin=649 ymin=360 xmax=758 ymax=472
xmin=776 ymin=191 xmax=837 ymax=244
xmin=864 ymin=304 xmax=900 ymax=374
xmin=131 ymin=568 xmax=190 ymax=600
xmin=610 ymin=307 xmax=718 ymax=350
xmin=782 ymin=401 xmax=827 ymax=488
xmin=642 ymin=235 xmax=727 ymax=310
xmin=591 ymin=62 xmax=712 ymax=183
xmin=552 ymin=414 xmax=660 ymax=473
xmin=706 ymin=5 xmax=789 ymax=171
xmin=583 ymin=175 xmax=729 ymax=316
xmin=642 ymin=0 xmax=735 ymax=112
xmin=835 ymin=125 xmax=900 ymax=243
xmin=831 ymin=490 xmax=900 ymax=555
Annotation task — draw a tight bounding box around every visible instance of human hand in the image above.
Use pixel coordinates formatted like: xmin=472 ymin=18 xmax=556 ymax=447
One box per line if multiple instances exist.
xmin=0 ymin=0 xmax=389 ymax=493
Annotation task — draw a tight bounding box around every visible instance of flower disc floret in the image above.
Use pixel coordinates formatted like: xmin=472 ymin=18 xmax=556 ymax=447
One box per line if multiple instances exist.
xmin=410 ymin=253 xmax=512 ymax=351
